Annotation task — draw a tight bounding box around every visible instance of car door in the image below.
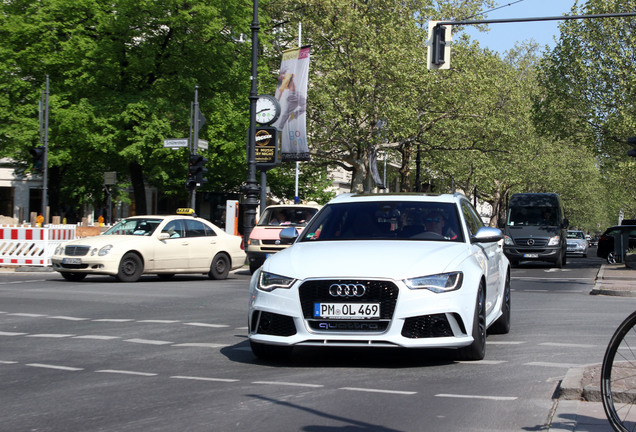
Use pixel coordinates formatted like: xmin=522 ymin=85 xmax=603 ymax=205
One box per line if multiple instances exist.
xmin=461 ymin=201 xmax=501 ymax=315
xmin=154 ymin=219 xmax=190 ymax=271
xmin=184 ymin=219 xmax=218 ymax=271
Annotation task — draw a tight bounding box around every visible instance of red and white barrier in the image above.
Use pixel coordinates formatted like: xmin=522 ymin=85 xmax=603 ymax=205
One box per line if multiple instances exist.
xmin=0 ymin=226 xmax=76 ymax=266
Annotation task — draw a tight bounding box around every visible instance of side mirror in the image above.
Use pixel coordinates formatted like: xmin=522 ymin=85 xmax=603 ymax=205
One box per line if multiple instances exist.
xmin=562 ymin=218 xmax=569 ymax=229
xmin=158 ymin=232 xmax=170 ymax=240
xmin=279 ymin=226 xmax=299 ymax=244
xmin=471 ymin=226 xmax=504 ymax=244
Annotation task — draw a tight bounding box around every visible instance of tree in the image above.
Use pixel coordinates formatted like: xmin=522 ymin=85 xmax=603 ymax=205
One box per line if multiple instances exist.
xmin=0 ymin=0 xmax=261 ymax=219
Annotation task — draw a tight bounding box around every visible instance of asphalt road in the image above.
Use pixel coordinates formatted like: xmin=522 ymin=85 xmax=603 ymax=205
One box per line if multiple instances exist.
xmin=1 ymin=251 xmax=633 ymax=432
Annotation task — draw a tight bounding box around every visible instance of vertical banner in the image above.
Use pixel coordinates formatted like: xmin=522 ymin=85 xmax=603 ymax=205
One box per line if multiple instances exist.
xmin=273 ymin=46 xmax=311 ymax=161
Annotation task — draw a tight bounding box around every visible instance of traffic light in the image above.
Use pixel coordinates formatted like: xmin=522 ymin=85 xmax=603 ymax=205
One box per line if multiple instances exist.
xmin=186 ymin=153 xmax=208 ymax=191
xmin=30 ymin=146 xmax=45 ymax=171
xmin=628 ymin=136 xmax=636 ymax=157
xmin=427 ymin=21 xmax=451 ymax=70
xmin=432 ymin=25 xmax=446 ymax=66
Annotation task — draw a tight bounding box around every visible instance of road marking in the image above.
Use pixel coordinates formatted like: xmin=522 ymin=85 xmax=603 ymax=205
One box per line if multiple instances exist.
xmin=171 ymin=375 xmax=239 ymax=383
xmin=253 ymin=381 xmax=324 ymax=388
xmin=487 ymin=341 xmax=525 ymax=345
xmin=124 ymin=338 xmax=173 ymax=345
xmin=92 ymin=319 xmax=135 ymax=322
xmin=539 ymin=342 xmax=597 ymax=349
xmin=172 ymin=343 xmax=228 ymax=348
xmin=137 ymin=320 xmax=180 ymax=324
xmin=96 ymin=369 xmax=157 ymax=376
xmin=457 ymin=360 xmax=507 ymax=365
xmin=184 ymin=322 xmax=229 ymax=328
xmin=26 ymin=363 xmax=83 ymax=371
xmin=48 ymin=316 xmax=89 ymax=321
xmin=0 ymin=360 xmax=18 ymax=364
xmin=9 ymin=313 xmax=45 ymax=317
xmin=73 ymin=335 xmax=120 ymax=340
xmin=0 ymin=331 xmax=28 ymax=336
xmin=436 ymin=393 xmax=517 ymax=401
xmin=340 ymin=387 xmax=417 ymax=395
xmin=26 ymin=333 xmax=74 ymax=338
xmin=525 ymin=362 xmax=583 ymax=368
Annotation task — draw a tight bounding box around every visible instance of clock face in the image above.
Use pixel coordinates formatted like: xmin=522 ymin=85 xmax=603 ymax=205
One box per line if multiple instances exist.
xmin=256 ymin=95 xmax=280 ymax=125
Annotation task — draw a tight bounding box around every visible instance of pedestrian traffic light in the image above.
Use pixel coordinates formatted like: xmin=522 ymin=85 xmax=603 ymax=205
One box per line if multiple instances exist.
xmin=186 ymin=153 xmax=208 ymax=191
xmin=30 ymin=146 xmax=45 ymax=171
xmin=628 ymin=136 xmax=636 ymax=157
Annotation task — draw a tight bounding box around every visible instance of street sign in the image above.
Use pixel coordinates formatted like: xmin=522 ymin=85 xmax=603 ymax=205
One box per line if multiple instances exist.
xmin=163 ymin=138 xmax=188 ymax=148
xmin=103 ymin=171 xmax=117 ymax=185
xmin=197 ymin=139 xmax=208 ymax=150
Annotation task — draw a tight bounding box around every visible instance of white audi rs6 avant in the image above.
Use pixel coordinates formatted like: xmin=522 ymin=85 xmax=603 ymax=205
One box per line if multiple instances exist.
xmin=248 ymin=193 xmax=511 ymax=361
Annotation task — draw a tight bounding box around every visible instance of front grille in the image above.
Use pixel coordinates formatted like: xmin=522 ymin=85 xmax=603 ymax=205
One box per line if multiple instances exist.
xmin=299 ymin=279 xmax=398 ymax=332
xmin=65 ymin=246 xmax=90 ymax=256
xmin=402 ymin=314 xmax=454 ymax=338
xmin=514 ymin=238 xmax=548 ymax=247
xmin=252 ymin=311 xmax=296 ymax=336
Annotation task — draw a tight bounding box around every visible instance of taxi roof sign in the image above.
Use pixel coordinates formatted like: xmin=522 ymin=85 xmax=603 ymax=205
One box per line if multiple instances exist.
xmin=176 ymin=208 xmax=195 ymax=215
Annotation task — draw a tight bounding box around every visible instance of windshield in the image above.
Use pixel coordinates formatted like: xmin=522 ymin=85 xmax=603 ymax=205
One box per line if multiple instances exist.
xmin=567 ymin=231 xmax=585 ymax=239
xmin=507 ymin=206 xmax=558 ymax=226
xmin=257 ymin=207 xmax=319 ymax=227
xmin=103 ymin=218 xmax=163 ymax=236
xmin=299 ymin=201 xmax=463 ymax=242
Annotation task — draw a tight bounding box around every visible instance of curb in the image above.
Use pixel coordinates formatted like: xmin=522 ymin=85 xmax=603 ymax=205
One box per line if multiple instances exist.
xmin=559 ymin=364 xmax=603 ymax=403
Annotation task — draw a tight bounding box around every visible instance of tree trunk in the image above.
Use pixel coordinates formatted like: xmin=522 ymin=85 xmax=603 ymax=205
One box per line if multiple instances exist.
xmin=129 ymin=161 xmax=147 ymax=215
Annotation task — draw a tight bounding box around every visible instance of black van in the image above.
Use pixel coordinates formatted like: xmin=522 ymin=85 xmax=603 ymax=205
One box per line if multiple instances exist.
xmin=499 ymin=193 xmax=568 ymax=268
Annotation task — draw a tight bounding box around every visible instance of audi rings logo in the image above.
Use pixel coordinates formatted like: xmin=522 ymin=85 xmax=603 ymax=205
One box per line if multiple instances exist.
xmin=527 ymin=239 xmax=535 ymax=246
xmin=329 ymin=283 xmax=366 ymax=297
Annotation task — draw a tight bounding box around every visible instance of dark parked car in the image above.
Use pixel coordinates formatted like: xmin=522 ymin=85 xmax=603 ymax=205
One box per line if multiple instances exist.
xmin=597 ymin=225 xmax=636 ymax=263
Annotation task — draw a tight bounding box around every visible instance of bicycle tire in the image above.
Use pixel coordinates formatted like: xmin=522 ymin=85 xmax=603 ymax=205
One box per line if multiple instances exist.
xmin=601 ymin=310 xmax=636 ymax=432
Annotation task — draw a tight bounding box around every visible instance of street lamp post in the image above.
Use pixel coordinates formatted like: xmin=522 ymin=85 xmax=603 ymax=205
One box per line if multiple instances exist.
xmin=243 ymin=0 xmax=260 ymax=247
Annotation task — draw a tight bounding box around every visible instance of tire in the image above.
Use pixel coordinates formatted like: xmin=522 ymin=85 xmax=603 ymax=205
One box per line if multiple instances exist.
xmin=249 ymin=261 xmax=262 ymax=274
xmin=157 ymin=273 xmax=175 ymax=281
xmin=601 ymin=311 xmax=636 ymax=432
xmin=116 ymin=252 xmax=143 ymax=282
xmin=489 ymin=271 xmax=511 ymax=335
xmin=249 ymin=340 xmax=293 ymax=361
xmin=208 ymin=253 xmax=230 ymax=280
xmin=554 ymin=252 xmax=563 ymax=269
xmin=60 ymin=272 xmax=87 ymax=282
xmin=457 ymin=283 xmax=486 ymax=361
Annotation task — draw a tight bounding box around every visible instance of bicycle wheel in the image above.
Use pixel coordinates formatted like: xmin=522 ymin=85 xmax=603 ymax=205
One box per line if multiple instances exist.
xmin=601 ymin=310 xmax=636 ymax=432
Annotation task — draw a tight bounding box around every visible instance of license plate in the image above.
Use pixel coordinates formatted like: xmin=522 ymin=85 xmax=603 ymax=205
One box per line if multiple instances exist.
xmin=62 ymin=258 xmax=82 ymax=264
xmin=314 ymin=303 xmax=380 ymax=320
xmin=523 ymin=253 xmax=539 ymax=258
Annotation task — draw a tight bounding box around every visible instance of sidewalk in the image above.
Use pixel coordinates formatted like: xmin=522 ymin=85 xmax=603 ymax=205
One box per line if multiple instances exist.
xmin=549 ymin=263 xmax=636 ymax=431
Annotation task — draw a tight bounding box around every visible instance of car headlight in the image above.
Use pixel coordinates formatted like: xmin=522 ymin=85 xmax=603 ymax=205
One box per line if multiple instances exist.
xmin=548 ymin=236 xmax=560 ymax=246
xmin=54 ymin=244 xmax=64 ymax=255
xmin=97 ymin=245 xmax=113 ymax=256
xmin=504 ymin=235 xmax=514 ymax=246
xmin=257 ymin=271 xmax=296 ymax=292
xmin=404 ymin=272 xmax=463 ymax=293
xmin=248 ymin=239 xmax=260 ymax=246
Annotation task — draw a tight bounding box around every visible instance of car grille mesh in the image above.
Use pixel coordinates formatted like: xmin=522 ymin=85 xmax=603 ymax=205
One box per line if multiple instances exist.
xmin=64 ymin=246 xmax=90 ymax=256
xmin=298 ymin=279 xmax=398 ymax=333
xmin=401 ymin=314 xmax=454 ymax=338
xmin=252 ymin=311 xmax=296 ymax=337
xmin=514 ymin=238 xmax=548 ymax=247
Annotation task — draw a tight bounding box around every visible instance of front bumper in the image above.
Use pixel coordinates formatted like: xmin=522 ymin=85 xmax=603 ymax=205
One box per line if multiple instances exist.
xmin=503 ymin=246 xmax=561 ymax=262
xmin=51 ymin=256 xmax=120 ymax=275
xmin=248 ymin=277 xmax=476 ymax=349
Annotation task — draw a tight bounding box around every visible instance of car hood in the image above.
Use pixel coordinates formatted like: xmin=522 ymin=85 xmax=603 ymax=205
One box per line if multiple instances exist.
xmin=504 ymin=225 xmax=561 ymax=237
xmin=60 ymin=235 xmax=149 ymax=248
xmin=261 ymin=240 xmax=470 ymax=280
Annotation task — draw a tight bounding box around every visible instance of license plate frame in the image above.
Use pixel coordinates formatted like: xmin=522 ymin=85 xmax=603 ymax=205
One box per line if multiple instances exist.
xmin=523 ymin=253 xmax=539 ymax=258
xmin=62 ymin=258 xmax=82 ymax=265
xmin=313 ymin=303 xmax=380 ymax=320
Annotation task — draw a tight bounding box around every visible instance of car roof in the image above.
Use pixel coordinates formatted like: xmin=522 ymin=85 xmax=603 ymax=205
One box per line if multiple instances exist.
xmin=326 ymin=192 xmax=465 ymax=205
xmin=264 ymin=204 xmax=321 ymax=210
